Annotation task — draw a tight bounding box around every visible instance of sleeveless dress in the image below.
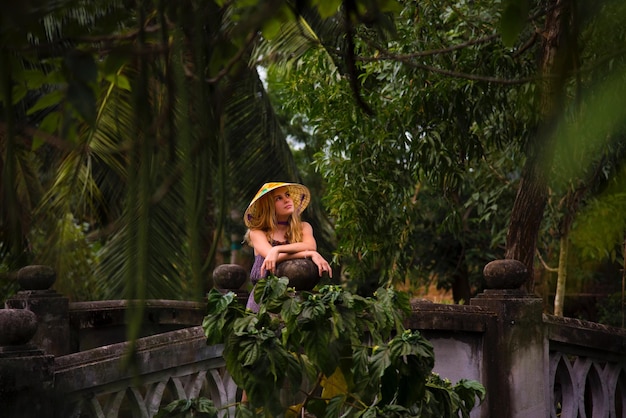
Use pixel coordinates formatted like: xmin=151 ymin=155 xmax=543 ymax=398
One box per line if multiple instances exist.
xmin=246 ymin=238 xmax=287 ymax=312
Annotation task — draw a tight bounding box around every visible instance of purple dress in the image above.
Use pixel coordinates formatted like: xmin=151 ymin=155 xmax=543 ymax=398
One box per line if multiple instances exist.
xmin=246 ymin=239 xmax=287 ymax=312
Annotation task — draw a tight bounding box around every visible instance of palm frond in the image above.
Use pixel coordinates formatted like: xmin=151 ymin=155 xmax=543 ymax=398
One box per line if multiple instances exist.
xmin=4 ymin=1 xmax=338 ymax=302
xmin=225 ymin=68 xmax=302 ymax=205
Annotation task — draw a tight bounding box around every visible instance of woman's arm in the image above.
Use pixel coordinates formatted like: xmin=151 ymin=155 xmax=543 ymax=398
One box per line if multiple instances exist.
xmin=280 ymin=250 xmax=333 ymax=278
xmin=248 ymin=226 xmax=316 ymax=257
xmin=249 ymin=223 xmax=319 ymax=275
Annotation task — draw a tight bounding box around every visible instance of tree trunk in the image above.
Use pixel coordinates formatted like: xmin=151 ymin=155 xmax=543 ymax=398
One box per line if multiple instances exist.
xmin=504 ymin=163 xmax=549 ymax=291
xmin=551 ymin=176 xmax=592 ymax=316
xmin=452 ymin=268 xmax=471 ymax=305
xmin=553 ymin=235 xmax=568 ymax=316
xmin=505 ymin=0 xmax=572 ymax=291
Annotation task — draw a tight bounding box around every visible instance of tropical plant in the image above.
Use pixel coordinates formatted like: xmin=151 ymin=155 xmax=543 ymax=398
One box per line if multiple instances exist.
xmin=0 ymin=0 xmax=341 ymax=303
xmin=202 ymin=276 xmax=485 ymax=417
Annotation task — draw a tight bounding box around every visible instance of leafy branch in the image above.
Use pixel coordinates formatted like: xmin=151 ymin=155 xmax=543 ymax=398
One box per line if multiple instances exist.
xmin=201 ymin=276 xmax=485 ymax=417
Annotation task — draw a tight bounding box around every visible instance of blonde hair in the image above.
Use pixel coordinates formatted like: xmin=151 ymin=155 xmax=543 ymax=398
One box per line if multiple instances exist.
xmin=243 ymin=188 xmax=304 ymax=245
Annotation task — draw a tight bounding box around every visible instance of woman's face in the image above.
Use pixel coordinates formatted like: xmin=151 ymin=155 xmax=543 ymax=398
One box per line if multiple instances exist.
xmin=272 ymin=187 xmax=294 ymax=218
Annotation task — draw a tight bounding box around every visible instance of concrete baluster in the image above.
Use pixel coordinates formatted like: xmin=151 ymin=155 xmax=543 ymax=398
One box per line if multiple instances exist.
xmin=212 ymin=263 xmax=250 ymax=305
xmin=5 ymin=265 xmax=70 ymax=356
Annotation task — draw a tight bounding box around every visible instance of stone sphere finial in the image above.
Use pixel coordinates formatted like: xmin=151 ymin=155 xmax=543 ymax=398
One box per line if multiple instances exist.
xmin=0 ymin=309 xmax=38 ymax=346
xmin=483 ymin=259 xmax=528 ymax=289
xmin=17 ymin=265 xmax=56 ymax=291
xmin=276 ymin=259 xmax=321 ymax=291
xmin=213 ymin=264 xmax=248 ymax=290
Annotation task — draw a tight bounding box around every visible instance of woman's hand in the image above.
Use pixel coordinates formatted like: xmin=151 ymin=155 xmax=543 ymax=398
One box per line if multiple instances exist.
xmin=260 ymin=246 xmax=281 ymax=276
xmin=308 ymin=251 xmax=332 ymax=278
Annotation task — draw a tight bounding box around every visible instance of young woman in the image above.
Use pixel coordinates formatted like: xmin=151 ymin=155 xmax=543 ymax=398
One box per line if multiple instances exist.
xmin=243 ymin=182 xmax=332 ymax=311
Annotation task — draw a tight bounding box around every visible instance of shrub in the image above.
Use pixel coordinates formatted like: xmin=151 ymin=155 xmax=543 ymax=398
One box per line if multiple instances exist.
xmin=202 ymin=276 xmax=485 ymax=417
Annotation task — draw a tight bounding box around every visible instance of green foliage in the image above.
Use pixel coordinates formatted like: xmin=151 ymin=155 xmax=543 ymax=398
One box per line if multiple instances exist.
xmin=202 ymin=277 xmax=485 ymax=417
xmin=570 ymin=193 xmax=626 ymax=262
xmin=4 ymin=0 xmax=626 ymax=327
xmin=29 ymin=213 xmax=101 ymax=301
xmin=156 ymin=397 xmax=219 ymax=418
xmin=596 ymin=292 xmax=626 ymax=328
xmin=265 ymin=0 xmax=535 ymax=294
xmin=263 ymin=0 xmax=626 ymax=312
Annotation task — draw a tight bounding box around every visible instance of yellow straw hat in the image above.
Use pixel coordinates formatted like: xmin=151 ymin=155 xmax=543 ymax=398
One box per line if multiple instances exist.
xmin=244 ymin=182 xmax=311 ymax=227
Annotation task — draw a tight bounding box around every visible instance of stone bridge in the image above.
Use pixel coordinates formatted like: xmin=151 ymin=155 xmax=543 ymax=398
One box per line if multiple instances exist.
xmin=1 ymin=261 xmax=625 ymax=418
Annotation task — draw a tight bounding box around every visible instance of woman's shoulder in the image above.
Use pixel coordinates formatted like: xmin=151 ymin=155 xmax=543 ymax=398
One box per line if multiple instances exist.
xmin=248 ymin=228 xmax=269 ymax=246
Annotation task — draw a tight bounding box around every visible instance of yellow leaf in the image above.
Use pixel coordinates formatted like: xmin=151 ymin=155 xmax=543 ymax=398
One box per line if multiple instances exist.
xmin=321 ymin=368 xmax=348 ymax=400
xmin=286 ymin=403 xmax=304 ymax=418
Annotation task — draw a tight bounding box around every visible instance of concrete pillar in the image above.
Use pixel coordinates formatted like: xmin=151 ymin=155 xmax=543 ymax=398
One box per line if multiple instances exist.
xmin=0 ymin=308 xmax=54 ymax=418
xmin=275 ymin=258 xmax=321 ymax=291
xmin=212 ymin=259 xmax=321 ymax=305
xmin=213 ymin=263 xmax=249 ymax=305
xmin=470 ymin=259 xmax=548 ymax=418
xmin=5 ymin=265 xmax=70 ymax=356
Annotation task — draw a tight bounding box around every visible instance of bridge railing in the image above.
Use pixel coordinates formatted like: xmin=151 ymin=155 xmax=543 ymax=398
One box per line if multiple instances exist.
xmin=54 ymin=326 xmax=236 ymax=418
xmin=2 ymin=261 xmax=626 ymax=418
xmin=544 ymin=314 xmax=626 ymax=418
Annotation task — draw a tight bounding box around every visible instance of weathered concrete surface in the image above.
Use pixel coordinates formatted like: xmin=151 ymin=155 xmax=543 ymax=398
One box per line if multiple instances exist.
xmin=472 ymin=259 xmax=548 ymax=418
xmin=0 ymin=347 xmax=54 ymax=418
xmin=0 ymin=308 xmax=38 ymax=346
xmin=6 ymin=265 xmax=70 ymax=357
xmin=213 ymin=263 xmax=248 ymax=289
xmin=69 ymin=299 xmax=206 ymax=351
xmin=3 ymin=261 xmax=626 ymax=418
xmin=275 ymin=258 xmax=321 ymax=290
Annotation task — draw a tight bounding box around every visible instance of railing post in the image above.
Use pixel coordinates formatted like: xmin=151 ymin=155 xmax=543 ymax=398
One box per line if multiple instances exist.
xmin=470 ymin=259 xmax=548 ymax=418
xmin=213 ymin=263 xmax=250 ymax=305
xmin=211 ymin=259 xmax=322 ymax=304
xmin=0 ymin=308 xmax=54 ymax=418
xmin=5 ymin=265 xmax=71 ymax=356
xmin=275 ymin=258 xmax=322 ymax=291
